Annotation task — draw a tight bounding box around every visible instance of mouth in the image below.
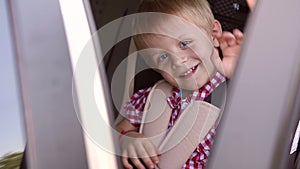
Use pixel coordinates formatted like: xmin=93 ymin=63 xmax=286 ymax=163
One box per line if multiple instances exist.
xmin=180 ymin=64 xmax=199 ymax=78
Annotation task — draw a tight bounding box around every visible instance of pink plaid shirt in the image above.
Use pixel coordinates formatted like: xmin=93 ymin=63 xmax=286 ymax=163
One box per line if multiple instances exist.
xmin=124 ymin=72 xmax=226 ymax=169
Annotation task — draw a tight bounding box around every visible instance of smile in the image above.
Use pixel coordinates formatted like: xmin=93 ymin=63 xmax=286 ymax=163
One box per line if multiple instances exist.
xmin=181 ymin=64 xmax=199 ymax=77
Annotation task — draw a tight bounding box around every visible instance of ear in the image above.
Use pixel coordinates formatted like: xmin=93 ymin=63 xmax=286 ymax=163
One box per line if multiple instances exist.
xmin=211 ymin=20 xmax=222 ymax=47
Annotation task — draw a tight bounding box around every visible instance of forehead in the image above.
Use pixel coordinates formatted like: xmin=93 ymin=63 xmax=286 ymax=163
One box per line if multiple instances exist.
xmin=134 ymin=13 xmax=210 ymax=40
xmin=140 ymin=29 xmax=212 ymax=52
xmin=139 ymin=32 xmax=213 ymax=61
xmin=142 ymin=34 xmax=176 ymax=47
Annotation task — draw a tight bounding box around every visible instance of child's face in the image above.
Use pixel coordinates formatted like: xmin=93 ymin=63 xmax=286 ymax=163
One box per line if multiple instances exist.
xmin=141 ymin=28 xmax=219 ymax=91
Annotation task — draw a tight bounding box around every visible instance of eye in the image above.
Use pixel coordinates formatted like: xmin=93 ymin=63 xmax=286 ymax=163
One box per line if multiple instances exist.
xmin=179 ymin=40 xmax=192 ymax=49
xmin=159 ymin=53 xmax=168 ymax=62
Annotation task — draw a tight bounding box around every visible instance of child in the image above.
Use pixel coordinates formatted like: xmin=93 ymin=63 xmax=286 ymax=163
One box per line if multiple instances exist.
xmin=116 ymin=0 xmax=243 ymax=168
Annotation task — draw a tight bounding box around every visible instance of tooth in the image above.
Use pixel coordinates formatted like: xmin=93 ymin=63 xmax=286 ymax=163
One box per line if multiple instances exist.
xmin=182 ymin=67 xmax=196 ymax=76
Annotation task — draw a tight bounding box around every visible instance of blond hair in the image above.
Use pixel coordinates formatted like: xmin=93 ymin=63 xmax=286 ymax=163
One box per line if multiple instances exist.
xmin=133 ymin=0 xmax=215 ymax=50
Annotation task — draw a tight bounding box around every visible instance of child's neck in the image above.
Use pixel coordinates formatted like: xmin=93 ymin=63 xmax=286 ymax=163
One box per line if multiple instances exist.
xmin=181 ymin=89 xmax=193 ymax=99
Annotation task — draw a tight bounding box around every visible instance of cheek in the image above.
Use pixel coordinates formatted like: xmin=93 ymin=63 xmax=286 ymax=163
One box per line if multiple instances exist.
xmin=191 ymin=40 xmax=214 ymax=59
xmin=199 ymin=53 xmax=218 ymax=77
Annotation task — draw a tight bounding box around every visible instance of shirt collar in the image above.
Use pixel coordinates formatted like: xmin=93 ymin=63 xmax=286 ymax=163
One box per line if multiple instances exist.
xmin=167 ymin=72 xmax=226 ymax=109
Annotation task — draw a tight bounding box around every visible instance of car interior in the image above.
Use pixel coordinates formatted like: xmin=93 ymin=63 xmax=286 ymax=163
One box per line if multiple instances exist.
xmin=2 ymin=0 xmax=300 ymax=168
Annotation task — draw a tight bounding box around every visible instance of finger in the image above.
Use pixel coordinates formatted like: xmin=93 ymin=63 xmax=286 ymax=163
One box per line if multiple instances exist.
xmin=122 ymin=152 xmax=133 ymax=169
xmin=143 ymin=141 xmax=160 ymax=165
xmin=233 ymin=29 xmax=244 ymax=45
xmin=128 ymin=145 xmax=146 ymax=169
xmin=216 ymin=32 xmax=234 ymax=49
xmin=222 ymin=32 xmax=237 ymax=47
xmin=144 ymin=141 xmax=160 ymax=161
xmin=211 ymin=51 xmax=225 ymax=75
xmin=130 ymin=157 xmax=146 ymax=169
xmin=136 ymin=143 xmax=155 ymax=169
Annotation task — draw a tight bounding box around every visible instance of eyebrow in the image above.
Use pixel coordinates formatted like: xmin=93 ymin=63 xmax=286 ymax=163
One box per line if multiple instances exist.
xmin=142 ymin=48 xmax=165 ymax=56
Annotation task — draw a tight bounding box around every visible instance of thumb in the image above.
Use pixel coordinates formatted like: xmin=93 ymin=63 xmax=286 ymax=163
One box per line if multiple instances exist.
xmin=211 ymin=50 xmax=225 ymax=75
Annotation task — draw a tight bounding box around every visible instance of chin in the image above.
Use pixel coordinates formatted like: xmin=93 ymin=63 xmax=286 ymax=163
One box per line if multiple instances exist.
xmin=170 ymin=75 xmax=210 ymax=90
xmin=177 ymin=82 xmax=202 ymax=91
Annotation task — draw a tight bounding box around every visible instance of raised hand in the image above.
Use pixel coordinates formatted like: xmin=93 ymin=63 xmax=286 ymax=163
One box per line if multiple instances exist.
xmin=216 ymin=29 xmax=244 ymax=78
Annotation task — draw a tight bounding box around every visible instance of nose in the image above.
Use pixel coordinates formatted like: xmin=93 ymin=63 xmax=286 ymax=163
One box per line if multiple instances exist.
xmin=171 ymin=53 xmax=189 ymax=69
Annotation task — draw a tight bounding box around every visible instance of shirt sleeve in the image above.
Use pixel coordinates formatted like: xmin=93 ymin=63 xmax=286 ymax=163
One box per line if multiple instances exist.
xmin=123 ymin=87 xmax=152 ymax=127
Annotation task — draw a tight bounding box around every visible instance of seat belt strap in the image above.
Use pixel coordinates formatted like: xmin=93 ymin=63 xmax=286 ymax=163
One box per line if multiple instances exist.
xmin=139 ymin=80 xmax=173 ymax=147
xmin=140 ymin=80 xmax=221 ymax=169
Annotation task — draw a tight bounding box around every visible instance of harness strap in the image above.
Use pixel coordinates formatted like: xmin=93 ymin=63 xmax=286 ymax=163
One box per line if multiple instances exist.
xmin=140 ymin=80 xmax=221 ymax=169
xmin=139 ymin=80 xmax=173 ymax=147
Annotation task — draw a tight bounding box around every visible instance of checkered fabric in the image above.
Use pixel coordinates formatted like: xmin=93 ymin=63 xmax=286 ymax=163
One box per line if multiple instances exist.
xmin=124 ymin=72 xmax=226 ymax=168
